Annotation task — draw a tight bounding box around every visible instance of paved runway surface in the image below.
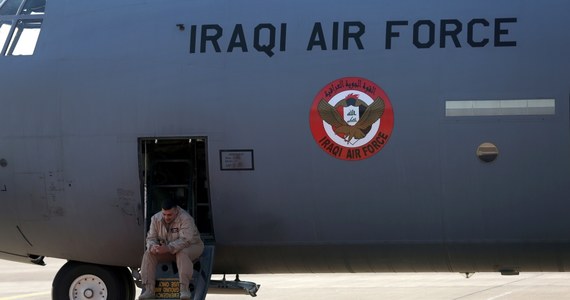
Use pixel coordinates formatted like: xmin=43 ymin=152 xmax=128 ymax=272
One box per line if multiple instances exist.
xmin=2 ymin=258 xmax=570 ymax=299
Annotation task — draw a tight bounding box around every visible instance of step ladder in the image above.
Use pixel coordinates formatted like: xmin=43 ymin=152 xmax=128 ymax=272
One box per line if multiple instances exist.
xmin=144 ymin=245 xmax=260 ymax=299
xmin=150 ymin=245 xmax=214 ymax=300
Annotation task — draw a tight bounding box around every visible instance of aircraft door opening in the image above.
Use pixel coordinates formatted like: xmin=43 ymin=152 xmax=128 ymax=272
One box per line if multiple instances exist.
xmin=139 ymin=138 xmax=214 ymax=242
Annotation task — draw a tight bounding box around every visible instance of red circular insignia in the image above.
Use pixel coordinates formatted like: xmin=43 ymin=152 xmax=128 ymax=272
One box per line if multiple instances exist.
xmin=309 ymin=77 xmax=394 ymax=161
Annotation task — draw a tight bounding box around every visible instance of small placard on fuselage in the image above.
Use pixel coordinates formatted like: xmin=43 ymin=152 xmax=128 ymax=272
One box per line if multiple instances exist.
xmin=220 ymin=150 xmax=254 ymax=170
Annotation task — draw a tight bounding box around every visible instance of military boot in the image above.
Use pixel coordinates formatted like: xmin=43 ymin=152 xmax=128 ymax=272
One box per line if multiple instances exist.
xmin=180 ymin=284 xmax=191 ymax=300
xmin=138 ymin=284 xmax=155 ymax=300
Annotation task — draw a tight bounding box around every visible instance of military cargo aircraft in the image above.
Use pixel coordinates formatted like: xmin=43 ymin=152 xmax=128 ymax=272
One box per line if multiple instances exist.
xmin=0 ymin=0 xmax=569 ymax=299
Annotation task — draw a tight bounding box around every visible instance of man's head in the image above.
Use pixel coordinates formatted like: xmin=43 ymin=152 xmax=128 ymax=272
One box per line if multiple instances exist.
xmin=161 ymin=199 xmax=178 ymax=224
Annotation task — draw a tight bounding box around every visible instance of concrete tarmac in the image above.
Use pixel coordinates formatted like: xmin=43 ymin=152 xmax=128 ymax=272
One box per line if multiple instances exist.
xmin=2 ymin=258 xmax=570 ymax=300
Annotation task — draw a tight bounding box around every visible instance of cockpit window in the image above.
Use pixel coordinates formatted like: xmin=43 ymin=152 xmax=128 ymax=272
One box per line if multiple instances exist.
xmin=0 ymin=0 xmax=22 ymax=15
xmin=0 ymin=21 xmax=12 ymax=51
xmin=7 ymin=19 xmax=41 ymax=55
xmin=21 ymin=0 xmax=44 ymax=15
xmin=0 ymin=0 xmax=45 ymax=56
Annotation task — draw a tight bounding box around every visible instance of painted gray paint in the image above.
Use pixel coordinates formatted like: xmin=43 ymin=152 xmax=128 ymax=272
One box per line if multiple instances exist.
xmin=0 ymin=0 xmax=569 ymax=276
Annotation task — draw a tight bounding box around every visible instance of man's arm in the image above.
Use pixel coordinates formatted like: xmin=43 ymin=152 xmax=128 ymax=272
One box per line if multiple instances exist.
xmin=145 ymin=215 xmax=160 ymax=250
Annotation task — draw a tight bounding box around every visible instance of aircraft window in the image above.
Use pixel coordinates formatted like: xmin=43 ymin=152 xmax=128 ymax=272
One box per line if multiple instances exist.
xmin=477 ymin=142 xmax=499 ymax=163
xmin=6 ymin=19 xmax=41 ymax=55
xmin=0 ymin=21 xmax=10 ymax=51
xmin=0 ymin=0 xmax=44 ymax=56
xmin=446 ymin=99 xmax=555 ymax=117
xmin=20 ymin=0 xmax=44 ymax=15
xmin=0 ymin=0 xmax=23 ymax=15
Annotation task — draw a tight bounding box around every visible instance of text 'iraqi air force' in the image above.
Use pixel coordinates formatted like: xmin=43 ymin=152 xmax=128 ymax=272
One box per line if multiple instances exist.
xmin=188 ymin=18 xmax=517 ymax=57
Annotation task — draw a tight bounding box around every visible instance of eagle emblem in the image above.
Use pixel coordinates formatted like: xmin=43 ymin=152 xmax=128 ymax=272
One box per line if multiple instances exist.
xmin=309 ymin=77 xmax=394 ymax=161
xmin=318 ymin=93 xmax=385 ymax=144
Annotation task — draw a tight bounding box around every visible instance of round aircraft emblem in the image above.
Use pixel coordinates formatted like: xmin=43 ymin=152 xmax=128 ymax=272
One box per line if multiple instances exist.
xmin=309 ymin=77 xmax=394 ymax=160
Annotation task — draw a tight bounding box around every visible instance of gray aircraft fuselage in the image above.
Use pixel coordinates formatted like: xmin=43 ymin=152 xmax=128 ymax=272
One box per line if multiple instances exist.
xmin=1 ymin=0 xmax=569 ymax=280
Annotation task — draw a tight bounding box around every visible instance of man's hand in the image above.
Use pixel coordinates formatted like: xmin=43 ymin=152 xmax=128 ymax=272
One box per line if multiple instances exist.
xmin=150 ymin=244 xmax=171 ymax=255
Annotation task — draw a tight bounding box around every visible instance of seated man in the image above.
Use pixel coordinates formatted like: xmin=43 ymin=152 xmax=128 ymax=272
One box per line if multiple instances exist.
xmin=139 ymin=199 xmax=204 ymax=300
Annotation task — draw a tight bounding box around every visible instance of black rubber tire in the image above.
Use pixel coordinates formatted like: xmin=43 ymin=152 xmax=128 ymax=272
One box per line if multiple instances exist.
xmin=114 ymin=266 xmax=136 ymax=300
xmin=52 ymin=261 xmax=133 ymax=300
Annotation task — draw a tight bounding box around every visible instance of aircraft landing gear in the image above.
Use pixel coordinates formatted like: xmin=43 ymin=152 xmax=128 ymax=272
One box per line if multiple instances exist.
xmin=52 ymin=261 xmax=135 ymax=300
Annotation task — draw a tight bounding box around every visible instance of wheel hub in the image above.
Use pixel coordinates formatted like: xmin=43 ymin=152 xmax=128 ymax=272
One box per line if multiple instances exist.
xmin=69 ymin=274 xmax=108 ymax=300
